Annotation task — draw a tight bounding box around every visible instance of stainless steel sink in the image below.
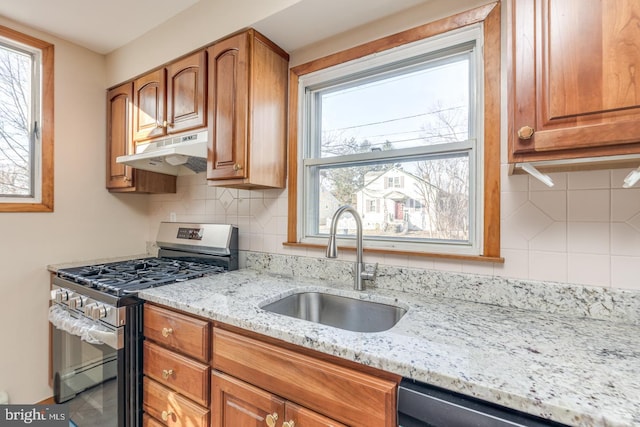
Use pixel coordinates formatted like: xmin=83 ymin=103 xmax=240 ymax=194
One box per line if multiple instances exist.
xmin=261 ymin=292 xmax=406 ymax=333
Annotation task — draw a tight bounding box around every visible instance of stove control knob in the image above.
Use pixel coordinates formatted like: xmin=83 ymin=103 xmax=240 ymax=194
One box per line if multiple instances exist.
xmin=54 ymin=289 xmax=71 ymax=303
xmin=68 ymin=296 xmax=87 ymax=310
xmin=90 ymin=304 xmax=109 ymax=320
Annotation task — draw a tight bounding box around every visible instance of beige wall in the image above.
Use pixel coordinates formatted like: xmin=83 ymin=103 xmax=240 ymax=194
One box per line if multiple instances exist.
xmin=105 ymin=0 xmax=301 ymax=87
xmin=0 ymin=18 xmax=150 ymax=404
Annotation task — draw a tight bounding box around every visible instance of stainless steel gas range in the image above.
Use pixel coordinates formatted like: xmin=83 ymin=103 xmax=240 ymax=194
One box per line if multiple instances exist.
xmin=48 ymin=222 xmax=238 ymax=427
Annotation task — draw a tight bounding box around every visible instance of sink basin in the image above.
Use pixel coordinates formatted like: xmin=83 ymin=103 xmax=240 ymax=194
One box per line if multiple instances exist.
xmin=261 ymin=292 xmax=406 ymax=333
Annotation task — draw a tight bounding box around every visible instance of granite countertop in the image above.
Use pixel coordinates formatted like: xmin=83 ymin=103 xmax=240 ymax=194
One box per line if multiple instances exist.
xmin=138 ymin=269 xmax=640 ymax=427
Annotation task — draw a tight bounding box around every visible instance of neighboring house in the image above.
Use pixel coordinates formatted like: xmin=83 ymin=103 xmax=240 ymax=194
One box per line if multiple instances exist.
xmin=324 ymin=165 xmax=468 ymax=240
xmin=354 ymin=167 xmax=433 ymax=234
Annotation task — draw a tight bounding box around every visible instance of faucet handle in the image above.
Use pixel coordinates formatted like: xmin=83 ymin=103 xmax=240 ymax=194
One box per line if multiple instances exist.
xmin=361 ymin=262 xmax=378 ymax=283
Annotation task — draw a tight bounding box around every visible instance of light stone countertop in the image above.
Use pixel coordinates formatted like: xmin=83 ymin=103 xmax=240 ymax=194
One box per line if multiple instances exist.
xmin=138 ymin=269 xmax=640 ymax=427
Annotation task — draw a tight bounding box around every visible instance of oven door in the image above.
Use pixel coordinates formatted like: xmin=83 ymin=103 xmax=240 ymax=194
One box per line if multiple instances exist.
xmin=50 ymin=304 xmax=142 ymax=427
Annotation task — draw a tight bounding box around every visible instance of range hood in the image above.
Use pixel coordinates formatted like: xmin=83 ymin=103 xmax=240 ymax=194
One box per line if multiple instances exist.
xmin=117 ymin=130 xmax=208 ymax=176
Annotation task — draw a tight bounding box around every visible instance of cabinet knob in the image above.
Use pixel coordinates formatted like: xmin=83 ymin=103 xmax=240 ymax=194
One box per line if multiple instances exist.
xmin=161 ymin=410 xmax=174 ymax=421
xmin=162 ymin=120 xmax=174 ymax=128
xmin=233 ymin=163 xmax=243 ymax=171
xmin=162 ymin=369 xmax=174 ymax=379
xmin=517 ymin=125 xmax=535 ymax=140
xmin=161 ymin=327 xmax=173 ymax=337
xmin=265 ymin=412 xmax=278 ymax=427
xmin=283 ymin=422 xmax=295 ymax=427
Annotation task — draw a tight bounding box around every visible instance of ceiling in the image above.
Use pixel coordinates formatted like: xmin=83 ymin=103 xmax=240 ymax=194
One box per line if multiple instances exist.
xmin=0 ymin=0 xmax=200 ymax=54
xmin=0 ymin=0 xmax=431 ymax=56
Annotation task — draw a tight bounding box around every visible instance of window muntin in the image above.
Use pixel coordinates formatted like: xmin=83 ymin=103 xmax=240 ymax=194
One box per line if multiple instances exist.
xmin=0 ymin=25 xmax=52 ymax=212
xmin=299 ymin=26 xmax=483 ymax=255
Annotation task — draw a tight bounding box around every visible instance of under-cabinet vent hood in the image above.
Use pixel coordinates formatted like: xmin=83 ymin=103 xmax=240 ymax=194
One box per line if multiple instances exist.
xmin=117 ymin=130 xmax=208 ymax=176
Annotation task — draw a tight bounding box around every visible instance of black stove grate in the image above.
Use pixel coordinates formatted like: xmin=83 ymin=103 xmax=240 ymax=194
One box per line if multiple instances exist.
xmin=58 ymin=257 xmax=225 ymax=296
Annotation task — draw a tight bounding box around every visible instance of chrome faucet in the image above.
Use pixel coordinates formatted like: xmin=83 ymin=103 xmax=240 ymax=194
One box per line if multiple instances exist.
xmin=326 ymin=205 xmax=376 ymax=290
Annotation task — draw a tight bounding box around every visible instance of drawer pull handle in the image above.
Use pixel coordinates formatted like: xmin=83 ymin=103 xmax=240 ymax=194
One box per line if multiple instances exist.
xmin=266 ymin=412 xmax=278 ymax=427
xmin=162 ymin=369 xmax=174 ymax=379
xmin=162 ymin=327 xmax=173 ymax=337
xmin=283 ymin=422 xmax=295 ymax=427
xmin=161 ymin=410 xmax=174 ymax=421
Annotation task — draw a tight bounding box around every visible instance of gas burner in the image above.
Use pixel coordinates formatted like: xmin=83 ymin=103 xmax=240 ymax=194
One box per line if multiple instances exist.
xmin=58 ymin=257 xmax=226 ymax=296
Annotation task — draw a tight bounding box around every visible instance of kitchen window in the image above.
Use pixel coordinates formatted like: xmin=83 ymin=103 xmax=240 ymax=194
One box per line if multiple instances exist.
xmin=287 ymin=4 xmax=501 ymax=260
xmin=0 ymin=25 xmax=54 ymax=212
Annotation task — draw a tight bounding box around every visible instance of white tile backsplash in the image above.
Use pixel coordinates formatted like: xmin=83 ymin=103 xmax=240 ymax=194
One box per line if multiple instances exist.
xmin=568 ymin=253 xmax=611 ymax=287
xmin=610 ymin=256 xmax=640 ymax=290
xmin=147 ymin=168 xmax=640 ymax=291
xmin=568 ymin=189 xmax=610 ymax=222
xmin=567 ymin=222 xmax=610 ymax=254
xmin=567 ymin=169 xmax=611 ymax=190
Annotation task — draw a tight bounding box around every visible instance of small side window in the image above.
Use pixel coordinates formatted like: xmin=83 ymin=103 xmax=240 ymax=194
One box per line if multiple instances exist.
xmin=0 ymin=26 xmax=54 ymax=212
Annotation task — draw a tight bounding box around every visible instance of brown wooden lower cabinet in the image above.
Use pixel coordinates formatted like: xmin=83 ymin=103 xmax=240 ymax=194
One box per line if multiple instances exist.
xmin=212 ymin=370 xmax=347 ymax=427
xmin=212 ymin=327 xmax=398 ymax=427
xmin=142 ymin=304 xmax=212 ymax=427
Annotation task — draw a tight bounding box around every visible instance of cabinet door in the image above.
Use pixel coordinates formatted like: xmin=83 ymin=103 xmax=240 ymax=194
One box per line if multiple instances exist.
xmin=207 ymin=32 xmax=249 ymax=180
xmin=134 ymin=68 xmax=166 ymax=142
xmin=166 ymin=51 xmax=207 ymax=134
xmin=106 ymin=83 xmax=134 ymax=189
xmin=212 ymin=370 xmax=284 ymax=427
xmin=509 ymin=0 xmax=640 ymax=161
xmin=285 ymin=402 xmax=349 ymax=427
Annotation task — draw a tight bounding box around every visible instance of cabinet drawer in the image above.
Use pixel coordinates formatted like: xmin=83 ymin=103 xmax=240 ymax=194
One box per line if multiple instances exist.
xmin=213 ymin=328 xmax=397 ymax=427
xmin=143 ymin=377 xmax=209 ymax=427
xmin=143 ymin=341 xmax=210 ymax=406
xmin=142 ymin=413 xmax=165 ymax=427
xmin=144 ymin=304 xmax=210 ymax=362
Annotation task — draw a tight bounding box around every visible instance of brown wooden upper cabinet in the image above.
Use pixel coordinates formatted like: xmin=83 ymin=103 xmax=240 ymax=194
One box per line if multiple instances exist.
xmin=509 ymin=0 xmax=640 ymax=163
xmin=106 ymin=83 xmax=176 ymax=193
xmin=133 ymin=50 xmax=207 ymax=142
xmin=207 ymin=29 xmax=289 ymax=188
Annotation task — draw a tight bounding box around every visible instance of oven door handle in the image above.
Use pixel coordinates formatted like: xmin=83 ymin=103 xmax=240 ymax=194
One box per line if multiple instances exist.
xmin=48 ymin=304 xmax=123 ymax=350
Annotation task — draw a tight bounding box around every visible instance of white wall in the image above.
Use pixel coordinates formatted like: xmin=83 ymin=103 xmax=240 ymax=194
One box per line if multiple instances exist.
xmin=145 ymin=0 xmax=640 ymax=292
xmin=0 ymin=18 xmax=151 ymax=404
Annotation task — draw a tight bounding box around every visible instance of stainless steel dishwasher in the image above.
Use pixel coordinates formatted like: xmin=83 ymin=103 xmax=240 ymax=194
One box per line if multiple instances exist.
xmin=398 ymin=379 xmax=569 ymax=427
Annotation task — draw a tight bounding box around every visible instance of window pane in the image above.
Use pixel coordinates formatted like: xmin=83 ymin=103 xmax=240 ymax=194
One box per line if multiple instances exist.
xmin=319 ymin=55 xmax=469 ymax=158
xmin=314 ymin=154 xmax=470 ymax=243
xmin=0 ymin=44 xmax=33 ymax=197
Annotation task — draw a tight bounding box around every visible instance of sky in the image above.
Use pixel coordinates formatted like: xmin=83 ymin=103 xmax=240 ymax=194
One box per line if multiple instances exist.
xmin=320 ymin=54 xmax=470 ymax=155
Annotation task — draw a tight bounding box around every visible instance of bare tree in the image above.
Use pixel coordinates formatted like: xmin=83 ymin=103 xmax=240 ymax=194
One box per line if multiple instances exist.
xmin=0 ymin=45 xmax=32 ymax=195
xmin=414 ymin=101 xmax=470 ymax=240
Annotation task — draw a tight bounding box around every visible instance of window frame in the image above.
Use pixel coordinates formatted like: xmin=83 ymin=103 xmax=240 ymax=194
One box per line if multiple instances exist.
xmin=0 ymin=25 xmax=54 ymax=213
xmin=286 ymin=2 xmax=501 ymax=262
xmin=298 ymin=25 xmax=483 ymax=255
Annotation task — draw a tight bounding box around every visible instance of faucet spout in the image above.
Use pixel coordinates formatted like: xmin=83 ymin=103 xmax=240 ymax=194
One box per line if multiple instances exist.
xmin=326 ymin=205 xmax=375 ymax=290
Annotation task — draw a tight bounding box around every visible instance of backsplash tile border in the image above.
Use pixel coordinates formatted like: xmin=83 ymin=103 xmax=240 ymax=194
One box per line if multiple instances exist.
xmin=245 ymin=251 xmax=640 ymax=325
